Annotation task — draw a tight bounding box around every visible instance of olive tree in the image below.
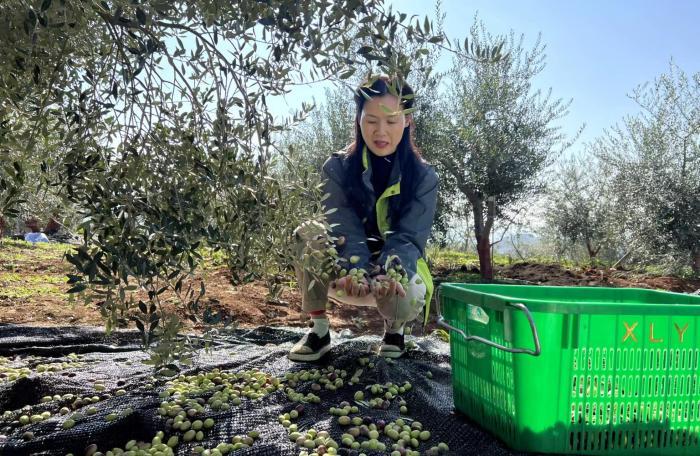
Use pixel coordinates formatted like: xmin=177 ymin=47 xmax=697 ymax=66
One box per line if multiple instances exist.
xmin=593 ymin=63 xmax=700 ymax=276
xmin=1 ymin=0 xmax=502 ymax=368
xmin=0 ymin=157 xmax=24 ymax=240
xmin=280 ymin=87 xmax=355 ymax=174
xmin=430 ymin=20 xmax=578 ymax=281
xmin=544 ymin=153 xmax=621 ymax=263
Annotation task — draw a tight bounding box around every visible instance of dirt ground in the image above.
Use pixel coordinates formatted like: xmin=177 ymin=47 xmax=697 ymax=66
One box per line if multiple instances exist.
xmin=496 ymin=261 xmax=700 ymax=293
xmin=1 ymin=241 xmax=699 ymax=337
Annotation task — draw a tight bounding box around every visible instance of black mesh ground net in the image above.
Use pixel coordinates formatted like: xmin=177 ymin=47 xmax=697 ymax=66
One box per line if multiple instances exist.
xmin=0 ymin=324 xmax=533 ymax=456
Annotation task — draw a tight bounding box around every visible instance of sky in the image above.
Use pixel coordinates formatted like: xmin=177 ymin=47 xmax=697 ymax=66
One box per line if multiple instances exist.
xmin=269 ymin=0 xmax=700 ymax=155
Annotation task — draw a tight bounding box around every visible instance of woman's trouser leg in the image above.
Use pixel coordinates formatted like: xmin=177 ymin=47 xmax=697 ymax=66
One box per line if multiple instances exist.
xmin=375 ymin=274 xmax=426 ymax=331
xmin=293 ymin=221 xmax=334 ymax=314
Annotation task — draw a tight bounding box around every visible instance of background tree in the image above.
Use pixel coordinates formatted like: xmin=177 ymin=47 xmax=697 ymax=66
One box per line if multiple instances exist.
xmin=0 ymin=106 xmax=73 ymax=236
xmin=593 ymin=63 xmax=700 ymax=276
xmin=0 ymin=156 xmax=24 ymax=240
xmin=429 ymin=19 xmax=579 ymax=281
xmin=407 ymin=6 xmax=454 ymax=246
xmin=544 ymin=153 xmax=620 ymax=264
xmin=280 ymin=88 xmax=355 ymax=173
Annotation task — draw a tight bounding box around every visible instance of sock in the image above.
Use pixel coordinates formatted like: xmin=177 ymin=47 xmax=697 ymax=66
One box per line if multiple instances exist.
xmin=311 ymin=316 xmax=329 ymax=337
xmin=384 ymin=319 xmax=404 ymax=335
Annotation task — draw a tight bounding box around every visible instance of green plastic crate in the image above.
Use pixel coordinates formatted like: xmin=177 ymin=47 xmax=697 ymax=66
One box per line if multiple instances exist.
xmin=438 ymin=284 xmax=700 ymax=455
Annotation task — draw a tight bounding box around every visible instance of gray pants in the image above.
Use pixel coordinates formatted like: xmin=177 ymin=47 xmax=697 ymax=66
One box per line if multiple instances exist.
xmin=294 ymin=221 xmax=426 ymax=328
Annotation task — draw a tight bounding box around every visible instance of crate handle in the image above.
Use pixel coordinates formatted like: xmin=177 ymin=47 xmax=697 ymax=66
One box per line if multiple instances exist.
xmin=436 ymin=287 xmax=541 ymax=356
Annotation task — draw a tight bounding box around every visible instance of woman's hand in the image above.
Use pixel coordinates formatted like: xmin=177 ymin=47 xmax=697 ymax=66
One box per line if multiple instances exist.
xmin=333 ymin=276 xmax=370 ymax=297
xmin=370 ymin=275 xmax=407 ymax=299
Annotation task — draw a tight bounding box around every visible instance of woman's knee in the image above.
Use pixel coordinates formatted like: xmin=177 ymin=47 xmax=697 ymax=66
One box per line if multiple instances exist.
xmin=376 ymin=275 xmax=427 ymax=323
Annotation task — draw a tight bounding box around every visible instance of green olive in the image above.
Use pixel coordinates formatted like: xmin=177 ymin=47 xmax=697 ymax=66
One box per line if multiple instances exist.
xmin=386 ymin=429 xmax=399 ymax=440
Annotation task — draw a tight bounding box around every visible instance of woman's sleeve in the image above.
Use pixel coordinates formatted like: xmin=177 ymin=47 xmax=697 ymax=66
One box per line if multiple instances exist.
xmin=322 ymin=156 xmax=372 ymax=271
xmin=377 ymin=166 xmax=438 ymax=278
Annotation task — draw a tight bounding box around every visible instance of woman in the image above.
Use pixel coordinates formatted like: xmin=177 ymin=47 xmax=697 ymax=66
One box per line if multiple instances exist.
xmin=289 ymin=75 xmax=438 ymax=362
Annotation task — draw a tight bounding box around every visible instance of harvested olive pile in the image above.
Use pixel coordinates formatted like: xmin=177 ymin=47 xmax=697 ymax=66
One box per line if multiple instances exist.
xmin=0 ymin=325 xmax=525 ymax=456
xmin=278 ymin=359 xmax=449 ymax=456
xmin=2 ymin=358 xmax=447 ymax=455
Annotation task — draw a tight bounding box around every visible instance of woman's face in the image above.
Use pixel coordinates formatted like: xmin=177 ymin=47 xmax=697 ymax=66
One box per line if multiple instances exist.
xmin=359 ymin=94 xmax=408 ymax=157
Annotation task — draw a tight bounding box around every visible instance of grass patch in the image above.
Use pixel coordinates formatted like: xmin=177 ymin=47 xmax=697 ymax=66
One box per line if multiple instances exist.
xmin=0 ymin=283 xmax=63 ymax=299
xmin=0 ymin=240 xmax=75 ymax=266
xmin=426 ymin=247 xmax=479 ymax=270
xmin=0 ymin=270 xmax=65 ymax=299
xmin=199 ymin=246 xmax=229 ymax=270
xmin=0 ymin=240 xmax=73 ymax=298
xmin=426 ymin=247 xmax=539 ymax=269
xmin=426 ymin=247 xmax=581 ymax=271
xmin=0 ymin=272 xmax=65 ymax=285
xmin=0 ymin=238 xmax=75 ymax=254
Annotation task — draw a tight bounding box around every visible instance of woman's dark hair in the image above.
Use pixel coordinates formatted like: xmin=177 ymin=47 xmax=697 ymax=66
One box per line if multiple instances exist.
xmin=344 ymin=75 xmax=429 ymax=231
